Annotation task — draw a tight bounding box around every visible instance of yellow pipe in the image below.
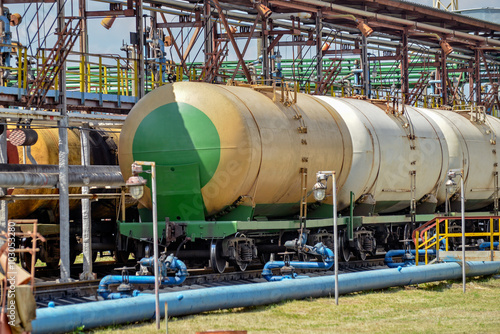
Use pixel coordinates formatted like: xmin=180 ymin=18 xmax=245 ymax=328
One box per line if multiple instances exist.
xmin=491 ymin=218 xmax=494 ymax=252
xmin=436 ymin=217 xmax=440 ymax=259
xmin=104 ymin=66 xmax=108 ymax=94
xmin=415 ymin=230 xmax=419 ymax=266
xmin=445 ymin=219 xmax=449 ymax=251
xmin=445 ymin=232 xmax=500 ymax=237
xmin=87 ymin=63 xmax=91 ymax=92
xmin=117 ymin=60 xmax=122 ymax=96
xmin=125 ymin=64 xmax=130 ymax=96
xmin=17 ymin=46 xmax=21 ymax=88
xmin=98 ymin=56 xmax=103 ymax=94
xmin=425 ymin=230 xmax=428 ymax=265
xmin=134 ymin=59 xmax=138 ymax=96
xmin=79 ymin=57 xmax=85 ymax=92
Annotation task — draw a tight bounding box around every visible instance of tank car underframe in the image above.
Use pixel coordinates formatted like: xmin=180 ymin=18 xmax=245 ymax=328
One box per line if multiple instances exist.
xmin=116 ymin=212 xmax=496 ymax=271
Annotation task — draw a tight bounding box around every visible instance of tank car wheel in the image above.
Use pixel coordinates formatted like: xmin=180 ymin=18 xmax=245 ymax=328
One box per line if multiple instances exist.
xmin=20 ymin=251 xmax=34 ymax=271
xmin=210 ymin=240 xmax=227 ymax=274
xmin=339 ymin=233 xmax=351 ymax=262
xmin=259 ymin=253 xmax=274 ymax=265
xmin=354 ymin=250 xmax=367 ymax=261
xmin=114 ymin=251 xmax=131 ymax=264
xmin=231 ymin=261 xmax=248 ymax=272
xmin=45 ymin=260 xmax=59 ymax=269
xmin=92 ymin=251 xmax=99 ymax=263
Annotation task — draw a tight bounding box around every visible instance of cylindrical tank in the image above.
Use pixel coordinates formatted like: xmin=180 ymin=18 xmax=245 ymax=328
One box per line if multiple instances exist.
xmin=119 ymin=81 xmax=500 ymax=221
xmin=119 ymin=82 xmax=353 ymax=220
xmin=315 ymin=97 xmax=448 ymax=214
xmin=417 ymin=107 xmax=500 ymax=210
xmin=6 ymin=127 xmax=120 ymax=221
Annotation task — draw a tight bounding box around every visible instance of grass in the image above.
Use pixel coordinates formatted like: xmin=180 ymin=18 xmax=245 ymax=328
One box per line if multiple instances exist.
xmin=31 ymin=251 xmax=118 ymax=268
xmin=93 ymin=275 xmax=500 ymax=334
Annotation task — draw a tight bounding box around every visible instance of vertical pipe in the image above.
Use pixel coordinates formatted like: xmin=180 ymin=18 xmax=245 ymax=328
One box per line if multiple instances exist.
xmin=441 ymin=48 xmax=448 ymax=105
xmin=204 ymin=0 xmax=213 ymax=66
xmin=460 ymin=172 xmax=465 ymax=293
xmin=425 ymin=230 xmax=428 ymax=265
xmin=490 ymin=217 xmax=494 ymax=261
xmin=0 ymin=117 xmax=7 ymax=245
xmin=79 ymin=0 xmax=88 ymax=93
xmin=361 ymin=34 xmax=370 ymax=98
xmin=136 ymin=0 xmax=145 ymax=98
xmin=261 ymin=20 xmax=269 ymax=81
xmin=436 ymin=218 xmax=440 ymax=262
xmin=401 ymin=31 xmax=409 ymax=104
xmin=348 ymin=191 xmax=354 ymax=241
xmin=332 ymin=173 xmax=338 ymax=306
xmin=151 ymin=162 xmax=160 ymax=329
xmin=58 ymin=0 xmax=71 ymax=282
xmin=79 ymin=124 xmax=93 ymax=280
xmin=415 ymin=231 xmax=419 ymax=266
xmin=315 ymin=11 xmax=323 ymax=89
xmin=445 ymin=219 xmax=449 ymax=251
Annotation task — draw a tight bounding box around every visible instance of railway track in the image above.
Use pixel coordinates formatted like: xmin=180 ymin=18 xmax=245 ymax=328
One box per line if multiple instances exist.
xmin=34 ymin=256 xmax=392 ymax=307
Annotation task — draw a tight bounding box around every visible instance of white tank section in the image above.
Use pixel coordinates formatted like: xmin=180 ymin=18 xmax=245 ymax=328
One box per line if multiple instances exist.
xmin=315 ymin=97 xmax=448 ymax=214
xmin=417 ymin=107 xmax=500 ymax=210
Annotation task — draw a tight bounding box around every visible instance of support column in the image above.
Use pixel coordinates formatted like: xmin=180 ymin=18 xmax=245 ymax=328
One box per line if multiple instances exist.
xmin=315 ymin=11 xmax=323 ymax=88
xmin=400 ymin=31 xmax=409 ymax=104
xmin=261 ymin=19 xmax=269 ymax=81
xmin=79 ymin=124 xmax=93 ymax=280
xmin=79 ymin=0 xmax=88 ymax=91
xmin=361 ymin=34 xmax=370 ymax=98
xmin=441 ymin=48 xmax=448 ymax=105
xmin=58 ymin=0 xmax=71 ymax=282
xmin=136 ymin=0 xmax=145 ymax=98
xmin=0 ymin=117 xmax=7 ymax=245
xmin=203 ymin=0 xmax=213 ymax=65
xmin=474 ymin=48 xmax=481 ymax=106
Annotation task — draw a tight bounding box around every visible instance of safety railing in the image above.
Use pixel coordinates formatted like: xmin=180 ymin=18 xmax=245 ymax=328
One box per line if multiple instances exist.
xmin=413 ymin=216 xmax=500 ymax=265
xmin=0 ymin=43 xmax=30 ymax=92
xmin=0 ymin=43 xmax=492 ymax=111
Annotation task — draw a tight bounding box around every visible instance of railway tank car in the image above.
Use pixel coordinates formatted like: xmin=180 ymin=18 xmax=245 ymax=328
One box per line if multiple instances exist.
xmin=4 ymin=127 xmax=125 ymax=268
xmin=118 ymin=81 xmax=500 ymax=272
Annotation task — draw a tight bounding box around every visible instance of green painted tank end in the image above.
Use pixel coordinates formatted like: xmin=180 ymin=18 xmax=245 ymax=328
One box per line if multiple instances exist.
xmin=132 ymin=102 xmax=221 ymax=187
xmin=132 ymin=102 xmax=221 ymax=223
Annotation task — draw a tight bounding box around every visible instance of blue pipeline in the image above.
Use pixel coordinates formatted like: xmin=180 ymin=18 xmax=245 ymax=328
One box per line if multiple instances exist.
xmin=97 ymin=255 xmax=187 ymax=299
xmin=32 ymin=261 xmax=500 ymax=334
xmin=479 ymin=242 xmax=499 ymax=250
xmin=262 ymin=243 xmax=334 ymax=281
xmin=384 ymin=249 xmax=436 ymax=268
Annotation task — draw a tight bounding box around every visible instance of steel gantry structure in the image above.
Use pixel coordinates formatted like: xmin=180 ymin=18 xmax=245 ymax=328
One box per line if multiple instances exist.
xmin=1 ymin=0 xmax=500 ymax=282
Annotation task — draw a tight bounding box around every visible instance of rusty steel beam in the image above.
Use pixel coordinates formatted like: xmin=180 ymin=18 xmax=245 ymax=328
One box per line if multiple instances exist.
xmin=212 ymin=0 xmax=252 ymax=83
xmin=157 ymin=21 xmax=203 ymax=28
xmin=85 ymin=10 xmax=135 ymax=17
xmin=160 ymin=13 xmax=189 ymax=77
xmin=232 ymin=17 xmax=259 ymax=81
xmin=291 ymin=0 xmax=500 ymax=48
xmin=400 ymin=31 xmax=409 ymax=104
xmin=362 ymin=0 xmax=500 ymax=32
xmin=182 ymin=26 xmax=201 ymax=61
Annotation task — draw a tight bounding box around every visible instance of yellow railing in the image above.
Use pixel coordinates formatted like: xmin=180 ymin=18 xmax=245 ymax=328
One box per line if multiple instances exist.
xmin=414 ymin=216 xmax=500 ymax=265
xmin=0 ymin=43 xmax=30 ymax=89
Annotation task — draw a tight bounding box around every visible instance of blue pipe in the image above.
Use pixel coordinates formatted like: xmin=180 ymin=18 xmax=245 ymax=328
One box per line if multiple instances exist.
xmin=479 ymin=242 xmax=499 ymax=250
xmin=384 ymin=249 xmax=436 ymax=268
xmin=262 ymin=243 xmax=334 ymax=281
xmin=32 ymin=261 xmax=500 ymax=334
xmin=97 ymin=255 xmax=187 ymax=299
